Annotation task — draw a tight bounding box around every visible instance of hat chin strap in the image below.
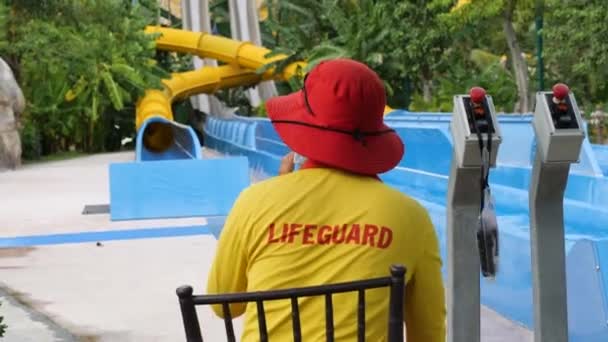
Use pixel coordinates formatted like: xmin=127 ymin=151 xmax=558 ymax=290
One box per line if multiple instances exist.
xmin=270 ymin=119 xmax=394 ymax=146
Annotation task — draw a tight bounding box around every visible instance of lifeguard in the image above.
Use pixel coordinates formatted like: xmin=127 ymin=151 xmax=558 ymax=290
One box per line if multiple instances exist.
xmin=207 ymin=58 xmax=446 ymax=342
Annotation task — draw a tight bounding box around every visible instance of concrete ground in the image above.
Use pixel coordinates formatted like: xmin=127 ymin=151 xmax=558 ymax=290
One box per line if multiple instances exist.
xmin=0 ymin=151 xmax=532 ymax=341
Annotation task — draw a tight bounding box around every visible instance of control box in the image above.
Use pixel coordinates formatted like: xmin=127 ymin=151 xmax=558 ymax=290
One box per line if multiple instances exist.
xmin=451 ymin=87 xmax=502 ymax=168
xmin=532 ymin=83 xmax=585 ymax=163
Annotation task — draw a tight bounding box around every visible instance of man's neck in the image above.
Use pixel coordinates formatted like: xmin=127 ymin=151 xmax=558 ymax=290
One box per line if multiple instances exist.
xmin=299 ymin=159 xmax=382 ymax=181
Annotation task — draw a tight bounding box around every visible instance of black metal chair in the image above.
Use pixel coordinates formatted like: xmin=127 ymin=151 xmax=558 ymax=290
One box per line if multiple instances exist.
xmin=176 ymin=264 xmax=406 ymax=342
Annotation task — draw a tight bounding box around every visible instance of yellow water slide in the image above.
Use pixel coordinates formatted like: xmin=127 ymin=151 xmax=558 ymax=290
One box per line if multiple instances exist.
xmin=136 ymin=26 xmax=305 ymax=152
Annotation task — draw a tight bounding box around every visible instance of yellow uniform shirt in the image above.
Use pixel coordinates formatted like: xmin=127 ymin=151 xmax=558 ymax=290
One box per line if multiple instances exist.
xmin=207 ymin=168 xmax=446 ymax=341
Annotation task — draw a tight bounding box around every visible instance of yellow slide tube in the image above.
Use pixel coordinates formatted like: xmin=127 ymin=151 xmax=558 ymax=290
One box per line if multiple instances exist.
xmin=136 ymin=64 xmax=279 ymax=151
xmin=136 ymin=65 xmax=272 ymax=128
xmin=144 ymin=26 xmax=305 ymax=80
xmin=137 ymin=26 xmax=306 ymax=152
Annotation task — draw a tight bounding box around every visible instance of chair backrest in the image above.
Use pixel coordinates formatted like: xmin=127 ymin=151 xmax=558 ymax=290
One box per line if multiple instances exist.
xmin=176 ymin=264 xmax=406 ymax=342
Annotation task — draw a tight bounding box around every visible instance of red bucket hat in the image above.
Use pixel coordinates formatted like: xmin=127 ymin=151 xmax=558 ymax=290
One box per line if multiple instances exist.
xmin=266 ymin=58 xmax=404 ymax=175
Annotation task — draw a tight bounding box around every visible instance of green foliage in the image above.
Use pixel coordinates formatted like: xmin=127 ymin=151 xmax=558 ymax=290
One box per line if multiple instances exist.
xmin=157 ymin=51 xmax=193 ymax=73
xmin=0 ymin=0 xmax=168 ymax=155
xmin=543 ymin=0 xmax=608 ymax=109
xmin=210 ymin=0 xmax=231 ymax=36
xmin=1 ymin=0 xmax=606 ymax=140
xmin=214 ymin=87 xmax=259 ymax=116
xmin=435 ymin=0 xmax=537 ymax=111
xmin=20 ymin=120 xmax=42 ymax=160
xmin=437 ymin=0 xmax=535 ymax=29
xmin=411 ymin=59 xmax=517 ymax=113
xmin=0 ymin=2 xmax=7 ymax=52
xmin=261 ymin=0 xmax=453 ymax=108
xmin=437 ymin=0 xmax=506 ymax=24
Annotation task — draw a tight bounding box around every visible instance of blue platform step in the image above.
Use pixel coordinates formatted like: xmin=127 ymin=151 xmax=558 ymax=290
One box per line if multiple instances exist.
xmin=109 ymin=157 xmax=250 ymax=221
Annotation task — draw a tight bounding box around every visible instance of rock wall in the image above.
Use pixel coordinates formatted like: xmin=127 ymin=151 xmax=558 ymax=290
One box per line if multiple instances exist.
xmin=0 ymin=57 xmax=24 ymax=170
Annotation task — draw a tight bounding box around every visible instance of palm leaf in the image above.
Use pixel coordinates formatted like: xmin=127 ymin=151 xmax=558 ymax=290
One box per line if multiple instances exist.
xmin=110 ymin=63 xmax=146 ymax=89
xmin=101 ymin=70 xmax=124 ymax=111
xmin=306 ymin=43 xmax=349 ymax=70
xmin=91 ymin=89 xmax=99 ymax=123
xmin=65 ymin=76 xmax=88 ymax=102
xmin=470 ymin=49 xmax=502 ymax=68
xmin=280 ymin=1 xmax=316 ymax=20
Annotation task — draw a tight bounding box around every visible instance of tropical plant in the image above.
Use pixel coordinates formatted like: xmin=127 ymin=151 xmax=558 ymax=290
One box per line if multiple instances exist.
xmin=543 ymin=0 xmax=608 ymax=111
xmin=0 ymin=0 xmax=168 ymax=155
xmin=0 ymin=2 xmax=7 ymax=52
xmin=436 ymin=0 xmax=537 ymax=113
xmin=210 ymin=0 xmax=232 ymax=36
xmin=260 ymin=0 xmax=453 ymax=109
xmin=410 ymin=57 xmax=517 ymax=113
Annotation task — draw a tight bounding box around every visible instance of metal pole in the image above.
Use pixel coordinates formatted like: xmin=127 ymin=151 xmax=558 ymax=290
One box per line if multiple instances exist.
xmin=447 ymin=157 xmax=481 ymax=342
xmin=228 ymin=0 xmax=263 ymax=109
xmin=529 ymin=153 xmax=570 ymax=342
xmin=388 ymin=265 xmax=406 ymax=342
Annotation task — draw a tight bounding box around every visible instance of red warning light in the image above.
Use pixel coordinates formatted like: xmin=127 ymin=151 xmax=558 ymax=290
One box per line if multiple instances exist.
xmin=470 ymin=87 xmax=486 ymax=104
xmin=470 ymin=87 xmax=486 ymax=117
xmin=553 ymin=83 xmax=569 ymax=101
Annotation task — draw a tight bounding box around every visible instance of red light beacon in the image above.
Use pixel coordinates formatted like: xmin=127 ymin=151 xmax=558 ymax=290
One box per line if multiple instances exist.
xmin=470 ymin=86 xmax=487 ymax=117
xmin=552 ymin=83 xmax=570 ymax=112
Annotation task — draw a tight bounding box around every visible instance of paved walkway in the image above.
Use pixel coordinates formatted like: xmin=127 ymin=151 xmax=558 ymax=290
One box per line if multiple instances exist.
xmin=0 ymin=151 xmax=532 ymax=341
xmin=0 ymin=281 xmax=75 ymax=341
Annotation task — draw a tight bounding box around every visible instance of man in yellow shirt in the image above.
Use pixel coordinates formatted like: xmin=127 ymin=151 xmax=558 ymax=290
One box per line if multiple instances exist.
xmin=207 ymin=58 xmax=446 ymax=341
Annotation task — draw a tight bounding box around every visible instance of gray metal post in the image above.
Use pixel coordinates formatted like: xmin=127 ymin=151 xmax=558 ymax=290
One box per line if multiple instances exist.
xmin=200 ymin=0 xmax=228 ymax=116
xmin=447 ymin=161 xmax=481 ymax=342
xmin=447 ymin=88 xmax=502 ymax=342
xmin=529 ymin=84 xmax=585 ymax=342
xmin=228 ymin=0 xmax=264 ymax=107
xmin=243 ymin=0 xmax=278 ymax=101
xmin=181 ymin=0 xmax=203 ymax=112
xmin=529 ymin=154 xmax=570 ymax=342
